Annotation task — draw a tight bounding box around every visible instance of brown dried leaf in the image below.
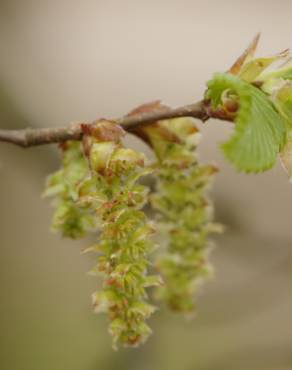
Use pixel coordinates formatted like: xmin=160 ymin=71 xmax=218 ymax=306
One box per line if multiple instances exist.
xmin=94 ymin=120 xmax=125 ymax=142
xmin=127 ymin=100 xmax=169 ymax=116
xmin=126 ymin=101 xmax=180 ymax=145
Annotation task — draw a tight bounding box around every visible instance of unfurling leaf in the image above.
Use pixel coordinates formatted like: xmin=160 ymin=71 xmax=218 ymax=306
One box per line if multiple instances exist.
xmin=228 ymin=33 xmax=289 ymax=83
xmin=205 ymin=73 xmax=286 ymax=172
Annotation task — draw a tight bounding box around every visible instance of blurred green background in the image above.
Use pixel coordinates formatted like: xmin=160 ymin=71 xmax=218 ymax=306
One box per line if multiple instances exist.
xmin=0 ymin=1 xmax=292 ymax=369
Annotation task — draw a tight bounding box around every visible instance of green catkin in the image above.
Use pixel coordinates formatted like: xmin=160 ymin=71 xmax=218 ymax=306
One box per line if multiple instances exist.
xmin=45 ymin=122 xmax=160 ymax=348
xmin=78 ymin=121 xmax=160 ymax=349
xmin=44 ymin=141 xmax=96 ymax=238
xmin=144 ymin=117 xmax=220 ymax=314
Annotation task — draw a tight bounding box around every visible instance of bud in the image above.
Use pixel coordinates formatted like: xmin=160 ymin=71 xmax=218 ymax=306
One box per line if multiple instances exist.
xmin=89 ymin=142 xmax=117 ymax=174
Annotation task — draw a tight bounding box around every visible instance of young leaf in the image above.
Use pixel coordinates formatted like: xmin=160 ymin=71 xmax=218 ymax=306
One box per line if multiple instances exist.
xmin=205 ymin=73 xmax=286 ymax=172
xmin=239 ymin=51 xmax=289 ymax=83
xmin=228 ymin=33 xmax=288 ymax=83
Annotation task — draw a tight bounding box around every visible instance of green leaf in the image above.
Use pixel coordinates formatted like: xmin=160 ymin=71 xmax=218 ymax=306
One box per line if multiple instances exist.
xmin=260 ymin=79 xmax=292 ymax=132
xmin=239 ymin=55 xmax=285 ymax=83
xmin=261 ymin=65 xmax=292 ymax=82
xmin=205 ymin=73 xmax=286 ymax=172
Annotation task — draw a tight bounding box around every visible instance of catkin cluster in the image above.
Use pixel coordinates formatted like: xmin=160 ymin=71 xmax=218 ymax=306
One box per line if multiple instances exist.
xmin=44 ymin=116 xmax=219 ymax=346
xmin=45 ymin=121 xmax=160 ymax=348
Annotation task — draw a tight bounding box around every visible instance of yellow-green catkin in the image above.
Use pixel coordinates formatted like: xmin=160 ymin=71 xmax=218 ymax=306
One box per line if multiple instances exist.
xmin=144 ymin=117 xmax=221 ymax=314
xmin=78 ymin=121 xmax=161 ymax=349
xmin=44 ymin=141 xmax=96 ymax=238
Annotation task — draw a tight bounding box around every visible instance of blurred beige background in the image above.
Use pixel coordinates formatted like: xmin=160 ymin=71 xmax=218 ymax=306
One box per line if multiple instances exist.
xmin=0 ymin=1 xmax=292 ymax=369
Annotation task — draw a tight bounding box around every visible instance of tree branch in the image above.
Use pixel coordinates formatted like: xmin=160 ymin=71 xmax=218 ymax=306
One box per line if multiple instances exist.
xmin=0 ymin=101 xmax=208 ymax=148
